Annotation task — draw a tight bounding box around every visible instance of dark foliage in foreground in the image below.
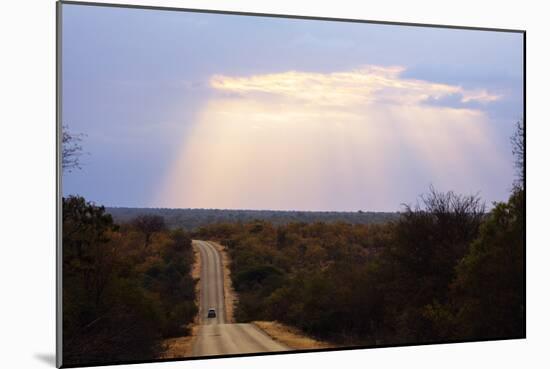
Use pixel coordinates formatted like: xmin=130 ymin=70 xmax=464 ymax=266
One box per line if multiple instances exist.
xmin=196 ymin=187 xmax=525 ymax=345
xmin=63 ymin=196 xmax=197 ymax=366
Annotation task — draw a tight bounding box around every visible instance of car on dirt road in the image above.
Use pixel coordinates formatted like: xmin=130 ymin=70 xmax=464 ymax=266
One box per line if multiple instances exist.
xmin=207 ymin=308 xmax=216 ymax=318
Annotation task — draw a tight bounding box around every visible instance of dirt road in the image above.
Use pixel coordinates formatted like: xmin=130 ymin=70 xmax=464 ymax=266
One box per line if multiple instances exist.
xmin=191 ymin=241 xmax=288 ymax=356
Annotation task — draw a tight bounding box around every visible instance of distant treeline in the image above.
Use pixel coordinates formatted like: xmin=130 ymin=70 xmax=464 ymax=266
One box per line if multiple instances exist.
xmin=196 ymin=186 xmax=525 ymax=346
xmin=63 ymin=196 xmax=197 ymax=366
xmin=106 ymin=207 xmax=400 ymax=231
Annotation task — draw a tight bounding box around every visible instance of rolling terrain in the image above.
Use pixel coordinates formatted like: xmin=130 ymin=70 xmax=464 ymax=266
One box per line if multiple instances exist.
xmin=191 ymin=240 xmax=288 ymax=356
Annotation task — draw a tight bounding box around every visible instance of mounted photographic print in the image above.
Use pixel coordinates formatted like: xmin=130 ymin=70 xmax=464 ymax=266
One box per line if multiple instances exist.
xmin=57 ymin=1 xmax=526 ymax=367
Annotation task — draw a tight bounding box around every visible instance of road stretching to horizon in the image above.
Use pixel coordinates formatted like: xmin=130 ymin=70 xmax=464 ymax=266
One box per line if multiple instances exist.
xmin=191 ymin=240 xmax=288 ymax=356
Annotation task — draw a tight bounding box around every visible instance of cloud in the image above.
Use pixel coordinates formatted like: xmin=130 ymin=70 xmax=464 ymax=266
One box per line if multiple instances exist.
xmin=209 ymin=65 xmax=501 ymax=108
xmin=156 ymin=65 xmax=512 ymax=211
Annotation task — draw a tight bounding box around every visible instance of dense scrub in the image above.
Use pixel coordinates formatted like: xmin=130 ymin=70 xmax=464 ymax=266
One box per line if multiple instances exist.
xmin=106 ymin=207 xmax=399 ymax=231
xmin=196 ymin=187 xmax=525 ymax=345
xmin=63 ymin=196 xmax=197 ymax=366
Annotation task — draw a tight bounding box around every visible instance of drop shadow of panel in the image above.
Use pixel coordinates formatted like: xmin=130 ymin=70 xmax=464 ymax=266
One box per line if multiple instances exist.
xmin=34 ymin=353 xmax=56 ymax=367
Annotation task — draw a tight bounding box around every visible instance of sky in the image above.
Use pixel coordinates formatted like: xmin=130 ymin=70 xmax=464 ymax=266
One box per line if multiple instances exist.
xmin=62 ymin=4 xmax=524 ymax=212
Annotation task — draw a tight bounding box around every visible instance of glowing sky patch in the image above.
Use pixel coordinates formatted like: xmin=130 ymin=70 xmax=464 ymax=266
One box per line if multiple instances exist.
xmin=156 ymin=66 xmax=511 ymax=211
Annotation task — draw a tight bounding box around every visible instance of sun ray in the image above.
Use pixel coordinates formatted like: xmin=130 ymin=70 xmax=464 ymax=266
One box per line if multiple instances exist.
xmin=155 ymin=65 xmax=505 ymax=211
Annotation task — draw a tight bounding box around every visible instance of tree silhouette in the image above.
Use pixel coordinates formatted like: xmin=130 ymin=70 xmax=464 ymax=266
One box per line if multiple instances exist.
xmin=62 ymin=125 xmax=85 ymax=172
xmin=132 ymin=215 xmax=166 ymax=248
xmin=511 ymin=119 xmax=525 ymax=188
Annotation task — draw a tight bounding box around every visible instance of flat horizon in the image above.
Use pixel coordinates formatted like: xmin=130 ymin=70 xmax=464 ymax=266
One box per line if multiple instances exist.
xmin=104 ymin=204 xmax=400 ymax=213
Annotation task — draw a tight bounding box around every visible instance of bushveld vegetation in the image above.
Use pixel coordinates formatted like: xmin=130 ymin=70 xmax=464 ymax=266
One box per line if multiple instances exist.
xmin=195 ymin=185 xmax=525 ymax=345
xmin=62 ymin=197 xmax=197 ymax=365
xmin=105 ymin=207 xmax=399 ymax=231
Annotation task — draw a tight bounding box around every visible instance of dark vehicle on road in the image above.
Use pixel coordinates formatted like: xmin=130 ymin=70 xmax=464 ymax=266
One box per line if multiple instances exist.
xmin=207 ymin=308 xmax=216 ymax=318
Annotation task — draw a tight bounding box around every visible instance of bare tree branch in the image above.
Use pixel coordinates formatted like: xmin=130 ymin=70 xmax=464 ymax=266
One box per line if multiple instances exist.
xmin=62 ymin=124 xmax=86 ymax=172
xmin=511 ymin=119 xmax=524 ymax=188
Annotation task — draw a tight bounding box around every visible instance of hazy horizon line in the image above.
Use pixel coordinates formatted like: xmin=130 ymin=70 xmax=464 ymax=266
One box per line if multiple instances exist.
xmin=103 ymin=204 xmax=402 ymax=214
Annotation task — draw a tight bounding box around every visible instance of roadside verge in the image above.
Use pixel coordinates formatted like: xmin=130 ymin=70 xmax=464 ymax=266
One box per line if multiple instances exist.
xmin=252 ymin=321 xmax=334 ymax=350
xmin=208 ymin=241 xmax=237 ymax=323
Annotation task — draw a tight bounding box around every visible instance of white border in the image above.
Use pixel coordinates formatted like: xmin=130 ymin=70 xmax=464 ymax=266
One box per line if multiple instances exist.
xmin=1 ymin=1 xmax=548 ymax=368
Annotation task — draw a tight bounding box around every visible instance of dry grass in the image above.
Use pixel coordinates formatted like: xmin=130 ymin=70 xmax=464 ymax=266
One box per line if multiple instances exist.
xmin=208 ymin=241 xmax=237 ymax=323
xmin=191 ymin=243 xmax=202 ymax=319
xmin=252 ymin=321 xmax=334 ymax=350
xmin=159 ymin=242 xmax=202 ymax=358
xmin=160 ymin=324 xmax=200 ymax=359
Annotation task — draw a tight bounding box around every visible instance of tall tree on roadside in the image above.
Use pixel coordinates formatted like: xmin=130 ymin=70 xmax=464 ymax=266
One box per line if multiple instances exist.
xmin=446 ymin=118 xmax=525 ymax=340
xmin=449 ymin=189 xmax=524 ymax=340
xmin=132 ymin=214 xmax=166 ymax=248
xmin=379 ymin=186 xmax=485 ymax=342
